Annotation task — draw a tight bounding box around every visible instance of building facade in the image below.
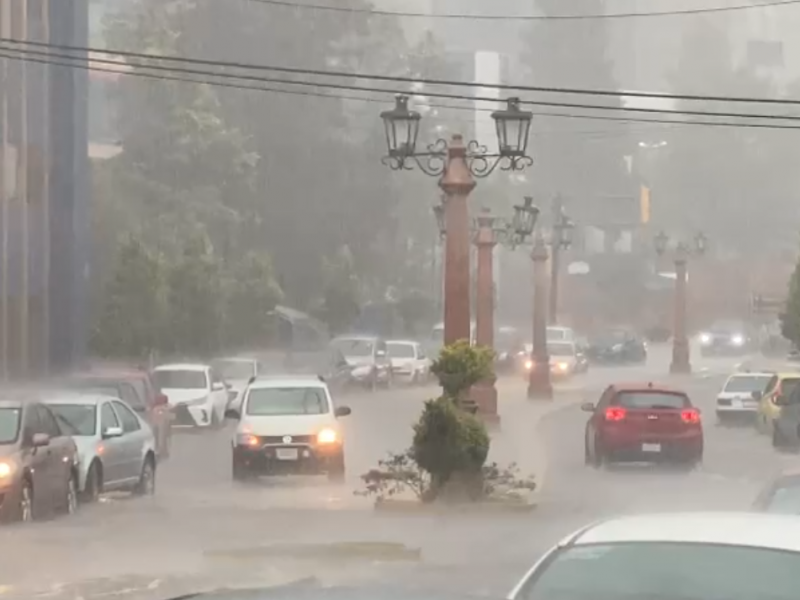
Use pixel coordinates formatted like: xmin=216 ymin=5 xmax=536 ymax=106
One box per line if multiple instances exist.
xmin=0 ymin=0 xmax=90 ymax=378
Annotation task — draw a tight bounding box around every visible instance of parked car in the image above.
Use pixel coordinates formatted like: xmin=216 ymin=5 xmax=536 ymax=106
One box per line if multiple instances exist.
xmin=212 ymin=356 xmax=263 ymax=413
xmin=152 ymin=363 xmax=230 ymax=428
xmin=586 ymin=329 xmax=647 ymax=364
xmin=386 ymin=340 xmax=431 ymax=385
xmin=61 ymin=369 xmax=172 ymax=460
xmin=330 ymin=335 xmax=392 ymax=390
xmin=0 ymin=398 xmax=79 ymax=523
xmin=756 ymin=371 xmax=800 ymax=436
xmin=45 ymin=393 xmax=157 ymax=502
xmin=582 ymin=382 xmax=703 ymax=467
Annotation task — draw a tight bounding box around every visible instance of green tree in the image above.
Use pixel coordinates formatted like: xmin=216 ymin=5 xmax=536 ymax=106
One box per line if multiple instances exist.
xmin=90 ymin=235 xmax=166 ymax=359
xmin=165 ymin=233 xmax=226 ymax=357
xmin=319 ymin=247 xmax=361 ymax=336
xmin=224 ymin=252 xmax=284 ymax=350
xmin=781 ymin=257 xmax=800 ymax=349
xmin=431 ymin=340 xmax=495 ymax=401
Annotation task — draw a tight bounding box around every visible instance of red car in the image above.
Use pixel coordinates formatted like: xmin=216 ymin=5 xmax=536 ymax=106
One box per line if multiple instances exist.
xmin=582 ymin=382 xmax=703 ymax=467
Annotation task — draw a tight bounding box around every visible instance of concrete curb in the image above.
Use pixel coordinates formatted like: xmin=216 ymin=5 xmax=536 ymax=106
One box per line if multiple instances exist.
xmin=374 ymin=498 xmax=537 ymax=515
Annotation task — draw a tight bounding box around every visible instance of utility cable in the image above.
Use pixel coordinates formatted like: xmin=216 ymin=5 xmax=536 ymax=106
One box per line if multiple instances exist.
xmin=247 ymin=0 xmax=800 ymax=21
xmin=2 ymin=36 xmax=800 ymax=108
xmin=2 ymin=42 xmax=800 ymax=124
xmin=3 ymin=46 xmax=800 ymax=131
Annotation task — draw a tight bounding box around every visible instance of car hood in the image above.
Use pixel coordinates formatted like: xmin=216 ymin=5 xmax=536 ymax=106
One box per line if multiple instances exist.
xmin=161 ymin=388 xmax=209 ymax=405
xmin=241 ymin=414 xmax=337 ymax=436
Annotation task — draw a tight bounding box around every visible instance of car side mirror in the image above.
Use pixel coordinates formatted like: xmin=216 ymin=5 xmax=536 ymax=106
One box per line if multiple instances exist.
xmin=334 ymin=406 xmax=352 ymax=417
xmin=31 ymin=432 xmax=50 ymax=447
xmin=224 ymin=409 xmax=241 ymax=421
xmin=102 ymin=426 xmax=123 ymax=439
xmin=580 ymin=402 xmax=595 ymax=413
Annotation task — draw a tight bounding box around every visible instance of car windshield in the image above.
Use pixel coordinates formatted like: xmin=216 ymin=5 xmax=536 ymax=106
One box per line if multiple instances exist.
xmin=522 ymin=541 xmax=800 ymax=600
xmin=546 ymin=328 xmax=567 ymax=341
xmin=724 ymin=375 xmax=772 ymax=393
xmin=548 ymin=342 xmax=574 ymax=357
xmin=332 ymin=339 xmax=374 ymax=357
xmin=47 ymin=404 xmax=97 ymax=436
xmin=245 ymin=387 xmax=329 ymax=416
xmin=215 ymin=360 xmax=256 ymax=381
xmin=387 ymin=343 xmax=415 ymax=358
xmin=0 ymin=407 xmax=20 ymax=444
xmin=614 ymin=391 xmax=688 ymax=409
xmin=153 ymin=370 xmax=207 ymax=390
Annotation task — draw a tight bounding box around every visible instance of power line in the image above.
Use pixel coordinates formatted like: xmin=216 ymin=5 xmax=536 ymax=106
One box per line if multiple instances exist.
xmin=3 ymin=36 xmax=800 ymax=108
xmin=248 ymin=0 xmax=800 ymax=21
xmin=3 ymin=45 xmax=800 ymax=131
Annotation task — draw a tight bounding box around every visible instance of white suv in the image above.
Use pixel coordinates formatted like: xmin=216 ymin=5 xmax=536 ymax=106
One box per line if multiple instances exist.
xmin=226 ymin=375 xmax=351 ymax=482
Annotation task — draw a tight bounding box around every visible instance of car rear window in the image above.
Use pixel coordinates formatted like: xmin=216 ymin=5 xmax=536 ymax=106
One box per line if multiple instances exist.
xmin=613 ymin=391 xmax=689 ymax=409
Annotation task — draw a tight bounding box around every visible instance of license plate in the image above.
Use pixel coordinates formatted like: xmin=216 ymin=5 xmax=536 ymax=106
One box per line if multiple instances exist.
xmin=731 ymin=400 xmax=743 ymax=409
xmin=275 ymin=448 xmax=298 ymax=460
xmin=642 ymin=443 xmax=661 ymax=453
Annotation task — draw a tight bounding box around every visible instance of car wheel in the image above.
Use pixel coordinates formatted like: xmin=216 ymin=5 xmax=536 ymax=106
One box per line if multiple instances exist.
xmin=232 ymin=456 xmax=253 ymax=482
xmin=17 ymin=478 xmax=34 ymax=523
xmin=64 ymin=473 xmax=78 ymax=515
xmin=134 ymin=455 xmax=156 ymax=496
xmin=327 ymin=452 xmax=346 ymax=483
xmin=81 ymin=461 xmax=102 ymax=503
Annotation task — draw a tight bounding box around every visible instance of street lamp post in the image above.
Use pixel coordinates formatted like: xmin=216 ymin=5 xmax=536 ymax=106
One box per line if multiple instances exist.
xmin=654 ymin=231 xmax=708 ymax=375
xmin=548 ymin=197 xmax=574 ymax=325
xmin=380 ymin=95 xmax=534 ymax=347
xmin=528 ymin=233 xmax=553 ymax=399
xmin=470 ymin=198 xmax=538 ymax=424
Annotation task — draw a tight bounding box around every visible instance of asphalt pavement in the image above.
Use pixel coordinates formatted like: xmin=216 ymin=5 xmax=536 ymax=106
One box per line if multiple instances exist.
xmin=2 ymin=344 xmax=796 ymax=600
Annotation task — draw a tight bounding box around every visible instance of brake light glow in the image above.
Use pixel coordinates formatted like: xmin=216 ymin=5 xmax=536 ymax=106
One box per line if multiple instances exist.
xmin=604 ymin=407 xmax=626 ymax=421
xmin=680 ymin=409 xmax=701 ymax=424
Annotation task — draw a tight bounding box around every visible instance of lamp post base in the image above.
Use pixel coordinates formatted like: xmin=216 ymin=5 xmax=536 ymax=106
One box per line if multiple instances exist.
xmin=470 ymin=378 xmax=500 ymax=428
xmin=670 ymin=338 xmax=692 ymax=374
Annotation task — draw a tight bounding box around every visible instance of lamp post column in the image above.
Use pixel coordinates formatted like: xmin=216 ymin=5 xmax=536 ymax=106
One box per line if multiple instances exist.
xmin=528 ymin=234 xmax=553 ymax=399
xmin=439 ymin=134 xmax=476 ymax=346
xmin=670 ymin=251 xmax=691 ymax=374
xmin=472 ymin=209 xmax=499 ymax=424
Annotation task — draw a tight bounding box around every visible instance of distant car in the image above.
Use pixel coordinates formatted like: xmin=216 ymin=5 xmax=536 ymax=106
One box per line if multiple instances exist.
xmin=585 ymin=329 xmax=647 ymax=364
xmin=546 ymin=325 xmax=576 ymax=342
xmin=330 ymin=335 xmax=392 ymax=390
xmin=45 ymin=393 xmax=157 ymax=502
xmin=226 ymin=375 xmax=351 ymax=482
xmin=62 ymin=369 xmax=172 ymax=461
xmin=756 ymin=371 xmax=800 ymax=436
xmin=699 ymin=320 xmax=755 ymax=356
xmin=548 ymin=341 xmax=589 ymax=378
xmin=152 ymin=363 xmax=230 ymax=428
xmin=386 ymin=340 xmax=431 ymax=385
xmin=212 ymin=357 xmax=262 ymax=413
xmin=582 ymin=383 xmax=703 ymax=467
xmin=507 ymin=512 xmax=800 ymax=600
xmin=715 ymin=371 xmax=773 ymax=425
xmin=0 ymin=399 xmax=79 ymax=523
xmin=753 ymin=470 xmax=800 ymax=513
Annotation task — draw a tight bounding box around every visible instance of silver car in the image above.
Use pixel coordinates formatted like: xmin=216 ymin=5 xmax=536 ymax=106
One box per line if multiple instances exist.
xmin=45 ymin=393 xmax=157 ymax=502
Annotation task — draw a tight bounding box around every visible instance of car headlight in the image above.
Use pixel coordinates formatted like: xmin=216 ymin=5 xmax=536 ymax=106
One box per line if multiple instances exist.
xmin=731 ymin=335 xmax=744 ymax=346
xmin=317 ymin=428 xmax=338 ymax=444
xmin=0 ymin=461 xmax=14 ymax=479
xmin=524 ymin=360 xmax=533 ymax=370
xmin=557 ymin=362 xmax=569 ymax=371
xmin=236 ymin=433 xmax=260 ymax=447
xmin=700 ymin=333 xmax=711 ymax=344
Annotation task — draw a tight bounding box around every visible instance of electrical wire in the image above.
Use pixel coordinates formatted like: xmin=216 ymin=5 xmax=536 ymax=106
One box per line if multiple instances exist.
xmin=3 ymin=45 xmax=800 ymax=131
xmin=3 ymin=36 xmax=800 ymax=108
xmin=247 ymin=0 xmax=800 ymax=21
xmin=2 ymin=41 xmax=800 ymax=125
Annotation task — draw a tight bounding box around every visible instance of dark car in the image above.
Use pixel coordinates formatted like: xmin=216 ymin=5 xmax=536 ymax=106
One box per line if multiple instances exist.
xmin=0 ymin=399 xmax=80 ymax=523
xmin=63 ymin=370 xmax=172 ymax=461
xmin=582 ymin=383 xmax=703 ymax=467
xmin=586 ymin=329 xmax=647 ymax=364
xmin=753 ymin=470 xmax=800 ymax=513
xmin=699 ymin=320 xmax=755 ymax=356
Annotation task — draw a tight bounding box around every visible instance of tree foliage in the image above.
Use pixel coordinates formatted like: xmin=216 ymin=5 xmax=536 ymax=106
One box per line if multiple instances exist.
xmin=430 ymin=340 xmax=495 ymax=400
xmin=781 ymin=257 xmax=800 ymax=348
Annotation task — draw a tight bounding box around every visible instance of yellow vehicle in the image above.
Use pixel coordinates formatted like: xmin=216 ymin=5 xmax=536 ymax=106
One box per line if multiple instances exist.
xmin=756 ymin=372 xmax=800 ymax=434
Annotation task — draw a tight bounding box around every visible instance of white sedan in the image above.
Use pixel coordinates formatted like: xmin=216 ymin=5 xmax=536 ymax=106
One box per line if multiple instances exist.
xmin=386 ymin=340 xmax=431 ymax=385
xmin=152 ymin=363 xmax=229 ymax=428
xmin=508 ymin=512 xmax=800 ymax=600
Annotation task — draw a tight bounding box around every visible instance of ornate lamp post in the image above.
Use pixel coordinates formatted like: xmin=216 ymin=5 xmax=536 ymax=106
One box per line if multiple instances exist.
xmin=654 ymin=231 xmax=708 ymax=374
xmin=381 ymin=95 xmax=534 ymax=347
xmin=470 ymin=198 xmax=539 ymax=424
xmin=528 ymin=233 xmax=553 ymax=399
xmin=548 ymin=197 xmax=574 ymax=325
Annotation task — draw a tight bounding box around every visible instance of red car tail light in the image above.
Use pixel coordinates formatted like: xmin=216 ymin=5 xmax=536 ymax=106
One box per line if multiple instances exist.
xmin=680 ymin=409 xmax=701 ymax=424
xmin=605 ymin=407 xmax=626 ymax=421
